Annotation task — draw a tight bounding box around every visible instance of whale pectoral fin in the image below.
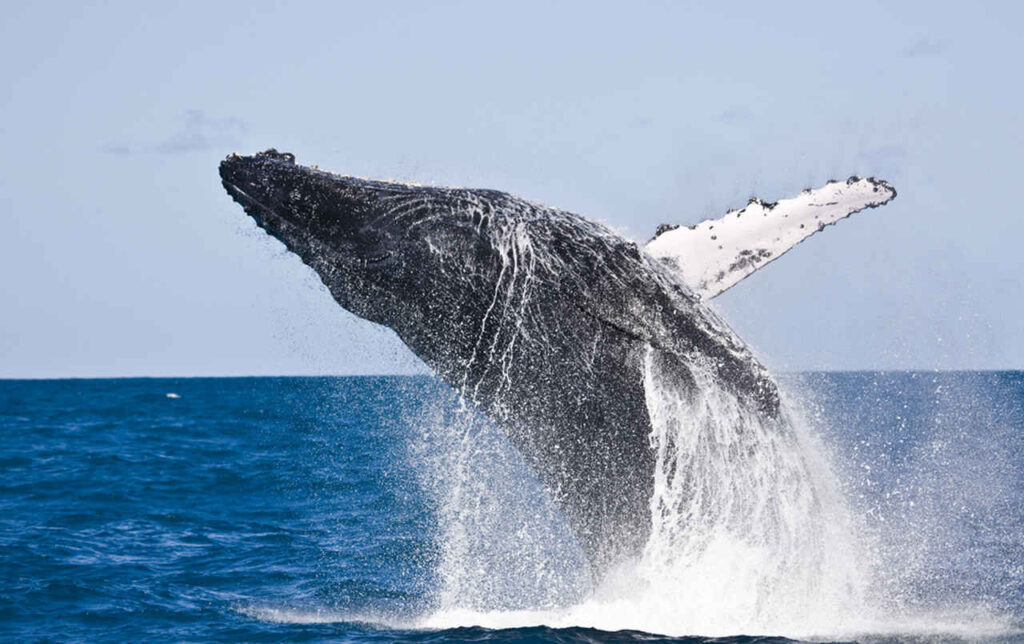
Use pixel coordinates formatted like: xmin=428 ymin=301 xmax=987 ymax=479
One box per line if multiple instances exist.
xmin=644 ymin=177 xmax=897 ymax=299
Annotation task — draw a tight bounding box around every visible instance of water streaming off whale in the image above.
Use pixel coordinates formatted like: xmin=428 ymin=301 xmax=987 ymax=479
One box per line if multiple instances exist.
xmin=415 ymin=345 xmax=866 ymax=637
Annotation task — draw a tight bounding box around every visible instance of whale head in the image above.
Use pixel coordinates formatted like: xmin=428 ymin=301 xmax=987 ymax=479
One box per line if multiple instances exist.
xmin=219 ymin=149 xmax=578 ymax=379
xmin=219 ymin=149 xmax=415 ymax=280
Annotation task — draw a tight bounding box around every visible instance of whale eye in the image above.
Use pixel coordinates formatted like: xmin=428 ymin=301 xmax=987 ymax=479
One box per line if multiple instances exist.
xmin=257 ymin=149 xmax=296 ymax=164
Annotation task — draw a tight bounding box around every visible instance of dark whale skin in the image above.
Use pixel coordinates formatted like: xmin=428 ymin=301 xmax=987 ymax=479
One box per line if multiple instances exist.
xmin=219 ymin=150 xmax=779 ymax=574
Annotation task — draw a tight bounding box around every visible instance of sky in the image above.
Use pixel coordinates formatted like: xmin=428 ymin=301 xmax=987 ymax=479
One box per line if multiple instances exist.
xmin=1 ymin=1 xmax=1021 ymax=378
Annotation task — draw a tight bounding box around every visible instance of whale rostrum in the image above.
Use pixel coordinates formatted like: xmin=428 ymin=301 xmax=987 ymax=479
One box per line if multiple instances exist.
xmin=219 ymin=149 xmax=896 ymax=574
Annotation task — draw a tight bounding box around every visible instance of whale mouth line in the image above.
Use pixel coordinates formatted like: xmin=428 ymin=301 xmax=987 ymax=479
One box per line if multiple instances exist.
xmin=224 ymin=179 xmax=396 ymax=269
xmin=222 ymin=180 xmax=279 ymax=224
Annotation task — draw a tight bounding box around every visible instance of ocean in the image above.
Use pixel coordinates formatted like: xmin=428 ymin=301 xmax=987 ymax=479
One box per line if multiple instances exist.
xmin=1 ymin=372 xmax=1022 ymax=642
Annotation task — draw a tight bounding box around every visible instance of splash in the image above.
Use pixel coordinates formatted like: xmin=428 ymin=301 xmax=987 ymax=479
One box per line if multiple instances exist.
xmin=408 ymin=394 xmax=591 ymax=613
xmin=400 ymin=217 xmax=1016 ymax=638
xmin=413 ymin=345 xmax=882 ymax=638
xmin=619 ymin=349 xmax=865 ymax=635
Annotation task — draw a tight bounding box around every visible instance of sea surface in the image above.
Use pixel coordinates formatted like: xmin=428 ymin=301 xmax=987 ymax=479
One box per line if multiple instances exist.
xmin=1 ymin=372 xmax=1022 ymax=642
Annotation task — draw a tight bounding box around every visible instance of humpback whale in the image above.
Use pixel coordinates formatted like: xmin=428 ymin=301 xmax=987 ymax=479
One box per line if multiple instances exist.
xmin=219 ymin=150 xmax=895 ymax=574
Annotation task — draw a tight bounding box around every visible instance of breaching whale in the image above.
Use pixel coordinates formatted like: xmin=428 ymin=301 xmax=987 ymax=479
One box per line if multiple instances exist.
xmin=219 ymin=149 xmax=895 ymax=574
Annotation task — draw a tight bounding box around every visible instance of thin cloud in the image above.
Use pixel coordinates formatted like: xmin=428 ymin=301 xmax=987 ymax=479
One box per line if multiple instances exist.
xmin=101 ymin=144 xmax=133 ymax=155
xmin=902 ymin=38 xmax=945 ymax=58
xmin=155 ymin=110 xmax=247 ymax=153
xmin=716 ymin=105 xmax=754 ymax=125
xmin=104 ymin=110 xmax=247 ymax=155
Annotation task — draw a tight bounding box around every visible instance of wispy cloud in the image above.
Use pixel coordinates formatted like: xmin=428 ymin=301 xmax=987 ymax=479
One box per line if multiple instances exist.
xmin=101 ymin=144 xmax=133 ymax=155
xmin=902 ymin=37 xmax=945 ymax=58
xmin=105 ymin=110 xmax=247 ymax=155
xmin=155 ymin=110 xmax=247 ymax=153
xmin=715 ymin=105 xmax=754 ymax=125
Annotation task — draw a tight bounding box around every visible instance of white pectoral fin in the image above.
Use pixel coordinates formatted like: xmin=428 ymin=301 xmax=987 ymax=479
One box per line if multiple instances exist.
xmin=644 ymin=177 xmax=897 ymax=299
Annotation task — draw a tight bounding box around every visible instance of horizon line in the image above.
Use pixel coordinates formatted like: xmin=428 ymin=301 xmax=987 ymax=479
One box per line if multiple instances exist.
xmin=1 ymin=368 xmax=1022 ymax=382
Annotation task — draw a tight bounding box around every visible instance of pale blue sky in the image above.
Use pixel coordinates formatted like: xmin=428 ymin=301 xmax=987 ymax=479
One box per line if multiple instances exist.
xmin=2 ymin=1 xmax=1021 ymax=377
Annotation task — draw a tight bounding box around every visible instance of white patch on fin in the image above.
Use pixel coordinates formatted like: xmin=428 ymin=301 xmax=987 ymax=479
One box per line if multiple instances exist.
xmin=644 ymin=177 xmax=896 ymax=299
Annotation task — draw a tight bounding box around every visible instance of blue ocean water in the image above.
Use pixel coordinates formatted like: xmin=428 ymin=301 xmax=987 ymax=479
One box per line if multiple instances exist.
xmin=1 ymin=373 xmax=1022 ymax=642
